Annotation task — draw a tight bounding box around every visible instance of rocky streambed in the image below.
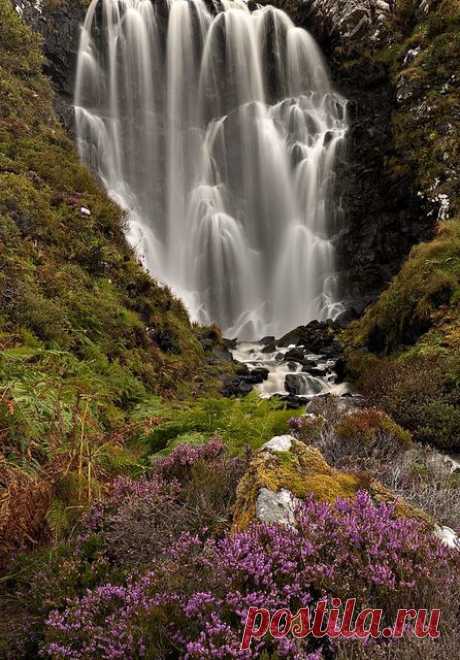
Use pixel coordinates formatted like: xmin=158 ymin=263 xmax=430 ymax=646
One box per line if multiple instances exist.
xmin=222 ymin=320 xmax=364 ymax=409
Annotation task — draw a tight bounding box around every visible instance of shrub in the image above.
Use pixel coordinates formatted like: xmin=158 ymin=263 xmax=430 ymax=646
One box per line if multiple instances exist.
xmin=350 ymin=353 xmax=460 ymax=450
xmin=335 ymin=408 xmax=412 ymax=452
xmin=75 ymin=440 xmax=247 ymax=570
xmin=290 ymin=402 xmax=412 ymax=470
xmin=43 ymin=492 xmax=459 ymax=659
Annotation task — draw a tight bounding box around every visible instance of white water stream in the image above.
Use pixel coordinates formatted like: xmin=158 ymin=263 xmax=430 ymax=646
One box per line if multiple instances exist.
xmin=75 ymin=0 xmax=348 ymax=339
xmin=232 ymin=341 xmax=349 ymax=399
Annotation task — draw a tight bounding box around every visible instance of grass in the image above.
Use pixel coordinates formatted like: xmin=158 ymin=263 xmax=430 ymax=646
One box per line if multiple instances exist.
xmin=140 ymin=393 xmax=294 ymax=456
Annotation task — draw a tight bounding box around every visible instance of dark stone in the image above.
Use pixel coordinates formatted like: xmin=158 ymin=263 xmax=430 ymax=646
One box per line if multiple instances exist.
xmin=302 ymin=365 xmax=328 ymax=377
xmin=221 ymin=377 xmax=253 ymax=398
xmin=240 ymin=368 xmax=269 ymax=384
xmin=285 ymin=373 xmax=322 ymax=396
xmin=273 ymin=394 xmax=309 ymax=410
xmin=251 ymin=367 xmax=270 ymax=381
xmin=285 ymin=373 xmax=302 ymax=395
xmin=279 ymin=321 xmax=340 ymax=354
xmin=261 ymin=341 xmax=277 ymax=354
xmin=334 ymin=357 xmax=347 ymax=384
xmin=260 ymin=335 xmax=275 ymax=345
xmin=284 ymin=347 xmax=306 ymax=363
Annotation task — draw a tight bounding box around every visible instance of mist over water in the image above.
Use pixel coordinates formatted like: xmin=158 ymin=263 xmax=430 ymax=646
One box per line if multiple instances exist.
xmin=75 ymin=0 xmax=348 ymax=339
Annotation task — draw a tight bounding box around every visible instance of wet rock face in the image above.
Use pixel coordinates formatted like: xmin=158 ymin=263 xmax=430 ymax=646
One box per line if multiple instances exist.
xmin=334 ymin=58 xmax=433 ymax=304
xmin=257 ymin=0 xmax=396 ymax=52
xmin=11 ymin=0 xmax=85 ymax=130
xmin=304 ymin=0 xmax=395 ymax=48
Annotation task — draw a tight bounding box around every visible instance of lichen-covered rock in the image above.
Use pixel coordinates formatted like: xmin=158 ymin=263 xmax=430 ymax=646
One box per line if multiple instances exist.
xmin=232 ymin=435 xmax=428 ymax=531
xmin=255 ymin=487 xmax=297 ymax=525
xmin=261 ymin=435 xmax=293 ymax=452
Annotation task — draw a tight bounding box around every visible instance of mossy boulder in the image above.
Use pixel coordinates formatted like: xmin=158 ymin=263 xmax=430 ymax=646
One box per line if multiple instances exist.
xmin=232 ymin=435 xmax=429 ymax=531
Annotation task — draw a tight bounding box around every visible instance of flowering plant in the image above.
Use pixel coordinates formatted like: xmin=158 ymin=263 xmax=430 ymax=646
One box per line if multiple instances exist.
xmin=44 ymin=491 xmax=458 ymax=659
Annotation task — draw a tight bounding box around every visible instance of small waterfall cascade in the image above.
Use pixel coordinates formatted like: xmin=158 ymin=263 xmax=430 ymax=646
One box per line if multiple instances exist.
xmin=75 ymin=0 xmax=348 ymax=339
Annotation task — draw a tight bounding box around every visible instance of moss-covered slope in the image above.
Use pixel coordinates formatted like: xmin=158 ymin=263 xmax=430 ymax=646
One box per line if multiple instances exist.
xmin=0 ymin=0 xmax=228 ymax=561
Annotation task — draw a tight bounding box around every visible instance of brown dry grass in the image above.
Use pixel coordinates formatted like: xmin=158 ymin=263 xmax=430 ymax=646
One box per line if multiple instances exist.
xmin=0 ymin=455 xmax=52 ymax=570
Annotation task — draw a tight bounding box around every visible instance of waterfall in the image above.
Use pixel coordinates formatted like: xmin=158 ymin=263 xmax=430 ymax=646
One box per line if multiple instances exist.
xmin=75 ymin=0 xmax=348 ymax=339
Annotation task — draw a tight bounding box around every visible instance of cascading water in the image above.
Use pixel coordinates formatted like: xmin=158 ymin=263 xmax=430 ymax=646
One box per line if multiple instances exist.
xmin=75 ymin=0 xmax=348 ymax=339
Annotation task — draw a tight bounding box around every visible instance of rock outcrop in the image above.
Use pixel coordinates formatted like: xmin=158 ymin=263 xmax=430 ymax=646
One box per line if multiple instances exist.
xmin=232 ymin=433 xmax=429 ymax=531
xmin=12 ymin=0 xmax=85 ymax=129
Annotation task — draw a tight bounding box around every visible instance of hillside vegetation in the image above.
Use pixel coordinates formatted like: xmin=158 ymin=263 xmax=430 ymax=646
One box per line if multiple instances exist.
xmin=344 ymin=0 xmax=460 ymax=450
xmin=0 ymin=0 xmax=234 ymax=564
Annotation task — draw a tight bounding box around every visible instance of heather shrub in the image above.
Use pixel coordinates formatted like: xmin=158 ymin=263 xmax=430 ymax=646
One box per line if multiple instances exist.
xmin=2 ymin=441 xmax=246 ymax=655
xmin=77 ymin=440 xmax=247 ymax=570
xmin=379 ymin=448 xmax=460 ymax=531
xmin=43 ymin=492 xmax=459 ymax=659
xmin=335 ymin=408 xmax=412 ymax=459
xmin=289 ymin=399 xmax=460 ymax=531
xmin=289 ymin=401 xmax=411 ymax=471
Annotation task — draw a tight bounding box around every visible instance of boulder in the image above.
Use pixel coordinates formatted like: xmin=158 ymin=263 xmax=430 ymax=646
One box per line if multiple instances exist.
xmin=221 ymin=377 xmax=253 ymax=397
xmin=278 ymin=320 xmax=340 ymax=354
xmin=273 ymin=394 xmax=309 ymax=409
xmin=232 ymin=435 xmax=429 ymax=531
xmin=284 ymin=347 xmax=306 ymax=362
xmin=243 ymin=368 xmax=270 ymax=384
xmin=285 ymin=373 xmax=323 ymax=396
xmin=256 ymin=487 xmax=297 ymax=526
xmin=261 ymin=341 xmax=277 ymax=353
xmin=302 ymin=364 xmax=329 ymax=377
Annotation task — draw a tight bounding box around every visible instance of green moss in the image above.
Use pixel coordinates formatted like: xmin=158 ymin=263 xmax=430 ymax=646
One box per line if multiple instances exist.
xmin=346 ymin=219 xmax=460 ymax=354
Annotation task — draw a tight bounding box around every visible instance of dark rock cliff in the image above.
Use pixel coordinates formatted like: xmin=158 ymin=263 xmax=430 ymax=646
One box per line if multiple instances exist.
xmin=332 ymin=55 xmax=433 ymax=307
xmin=12 ymin=0 xmax=85 ymax=130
